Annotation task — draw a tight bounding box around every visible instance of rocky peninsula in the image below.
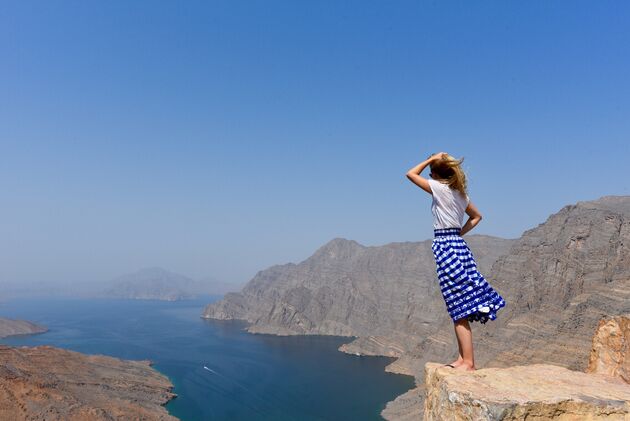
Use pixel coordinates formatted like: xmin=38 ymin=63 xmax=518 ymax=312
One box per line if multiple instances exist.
xmin=0 ymin=344 xmax=178 ymax=420
xmin=0 ymin=317 xmax=48 ymax=339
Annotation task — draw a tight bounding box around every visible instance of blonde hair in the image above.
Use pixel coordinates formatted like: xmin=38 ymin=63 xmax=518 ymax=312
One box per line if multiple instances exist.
xmin=430 ymin=154 xmax=467 ymax=196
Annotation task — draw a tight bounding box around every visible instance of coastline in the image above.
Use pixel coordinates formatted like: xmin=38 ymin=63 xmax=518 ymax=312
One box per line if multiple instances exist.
xmin=201 ymin=313 xmax=421 ymax=419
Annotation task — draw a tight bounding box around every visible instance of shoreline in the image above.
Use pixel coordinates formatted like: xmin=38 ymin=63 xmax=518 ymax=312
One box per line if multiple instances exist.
xmin=200 ymin=313 xmax=422 ymax=419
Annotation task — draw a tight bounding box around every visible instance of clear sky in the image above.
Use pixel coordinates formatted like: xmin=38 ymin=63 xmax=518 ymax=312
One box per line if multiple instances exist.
xmin=1 ymin=1 xmax=629 ymax=286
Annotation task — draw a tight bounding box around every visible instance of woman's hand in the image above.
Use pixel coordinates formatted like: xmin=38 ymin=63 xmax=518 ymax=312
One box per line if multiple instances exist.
xmin=429 ymin=152 xmax=448 ymax=162
xmin=407 ymin=153 xmax=443 ymax=194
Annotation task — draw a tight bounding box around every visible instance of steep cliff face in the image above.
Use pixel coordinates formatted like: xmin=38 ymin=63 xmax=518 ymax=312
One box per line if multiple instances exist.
xmin=389 ymin=197 xmax=630 ymax=419
xmin=202 ymin=235 xmax=514 ymax=351
xmin=0 ymin=344 xmax=178 ymax=421
xmin=471 ymin=196 xmax=630 ymax=371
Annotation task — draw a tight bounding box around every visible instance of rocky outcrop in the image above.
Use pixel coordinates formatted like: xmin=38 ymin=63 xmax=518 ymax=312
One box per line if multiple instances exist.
xmin=587 ymin=314 xmax=630 ymax=384
xmin=0 ymin=344 xmax=178 ymax=420
xmin=422 ymin=362 xmax=630 ymax=420
xmin=0 ymin=318 xmax=47 ymax=339
xmin=422 ymin=311 xmax=630 ymax=420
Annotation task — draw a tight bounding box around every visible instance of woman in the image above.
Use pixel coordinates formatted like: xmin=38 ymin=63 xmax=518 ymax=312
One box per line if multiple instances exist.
xmin=406 ymin=152 xmax=506 ymax=371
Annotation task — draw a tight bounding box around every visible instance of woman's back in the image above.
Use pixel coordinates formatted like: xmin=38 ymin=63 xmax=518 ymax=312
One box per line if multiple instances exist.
xmin=428 ymin=178 xmax=469 ymax=229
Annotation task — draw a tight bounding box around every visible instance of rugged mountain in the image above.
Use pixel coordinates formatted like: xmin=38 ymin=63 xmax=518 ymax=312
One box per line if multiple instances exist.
xmin=0 ymin=318 xmax=47 ymax=339
xmin=422 ymin=195 xmax=630 ymax=370
xmin=202 ymin=235 xmax=514 ymax=347
xmin=0 ymin=344 xmax=177 ymax=420
xmin=100 ymin=267 xmax=233 ymax=301
xmin=394 ymin=196 xmax=630 ymax=418
xmin=202 ymin=195 xmax=630 ymax=419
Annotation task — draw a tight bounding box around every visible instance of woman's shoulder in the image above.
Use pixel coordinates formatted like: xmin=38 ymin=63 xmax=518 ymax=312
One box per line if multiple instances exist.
xmin=428 ymin=178 xmax=448 ymax=188
xmin=431 ymin=179 xmax=469 ymax=202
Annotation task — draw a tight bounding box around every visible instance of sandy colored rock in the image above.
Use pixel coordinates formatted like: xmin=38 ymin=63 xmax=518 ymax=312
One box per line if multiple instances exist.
xmin=0 ymin=344 xmax=178 ymax=420
xmin=423 ymin=362 xmax=630 ymax=420
xmin=587 ymin=314 xmax=630 ymax=384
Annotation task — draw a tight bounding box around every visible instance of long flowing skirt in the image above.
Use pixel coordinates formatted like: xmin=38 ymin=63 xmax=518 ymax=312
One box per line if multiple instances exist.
xmin=431 ymin=228 xmax=506 ymax=324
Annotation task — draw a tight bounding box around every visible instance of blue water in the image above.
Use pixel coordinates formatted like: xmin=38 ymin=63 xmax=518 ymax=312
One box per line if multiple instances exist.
xmin=0 ymin=296 xmax=415 ymax=420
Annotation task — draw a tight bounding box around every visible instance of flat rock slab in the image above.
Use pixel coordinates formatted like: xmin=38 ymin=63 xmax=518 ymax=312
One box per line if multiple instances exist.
xmin=424 ymin=362 xmax=630 ymax=420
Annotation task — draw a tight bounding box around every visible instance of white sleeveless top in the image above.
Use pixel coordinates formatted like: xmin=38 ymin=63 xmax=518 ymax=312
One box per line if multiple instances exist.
xmin=428 ymin=179 xmax=470 ymax=229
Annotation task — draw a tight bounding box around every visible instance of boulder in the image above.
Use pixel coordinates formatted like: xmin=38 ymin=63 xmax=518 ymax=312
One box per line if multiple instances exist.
xmin=587 ymin=314 xmax=630 ymax=384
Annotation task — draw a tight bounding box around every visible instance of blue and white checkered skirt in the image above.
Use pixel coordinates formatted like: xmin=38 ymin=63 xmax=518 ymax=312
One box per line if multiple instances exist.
xmin=431 ymin=228 xmax=506 ymax=324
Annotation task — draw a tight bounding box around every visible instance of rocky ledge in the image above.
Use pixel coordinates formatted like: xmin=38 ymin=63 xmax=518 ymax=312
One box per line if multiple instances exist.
xmin=423 ymin=362 xmax=630 ymax=420
xmin=0 ymin=345 xmax=178 ymax=420
xmin=393 ymin=314 xmax=630 ymax=421
xmin=0 ymin=317 xmax=48 ymax=338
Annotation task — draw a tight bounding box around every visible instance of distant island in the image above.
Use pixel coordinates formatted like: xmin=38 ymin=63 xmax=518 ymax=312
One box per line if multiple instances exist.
xmin=99 ymin=267 xmax=240 ymax=301
xmin=0 ymin=317 xmax=48 ymax=339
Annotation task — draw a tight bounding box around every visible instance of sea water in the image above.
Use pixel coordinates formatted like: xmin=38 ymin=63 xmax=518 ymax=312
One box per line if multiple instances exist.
xmin=0 ymin=296 xmax=415 ymax=420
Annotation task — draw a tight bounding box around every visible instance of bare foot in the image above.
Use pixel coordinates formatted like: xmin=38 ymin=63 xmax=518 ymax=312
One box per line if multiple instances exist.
xmin=453 ymin=361 xmax=476 ymax=371
xmin=442 ymin=357 xmax=464 ymax=368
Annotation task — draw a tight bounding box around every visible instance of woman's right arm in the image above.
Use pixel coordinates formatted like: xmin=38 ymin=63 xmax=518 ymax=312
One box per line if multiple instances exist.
xmin=460 ymin=201 xmax=483 ymax=236
xmin=405 ymin=152 xmax=446 ymax=194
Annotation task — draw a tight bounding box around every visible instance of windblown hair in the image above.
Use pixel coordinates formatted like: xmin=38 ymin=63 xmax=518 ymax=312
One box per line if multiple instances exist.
xmin=430 ymin=154 xmax=467 ymax=196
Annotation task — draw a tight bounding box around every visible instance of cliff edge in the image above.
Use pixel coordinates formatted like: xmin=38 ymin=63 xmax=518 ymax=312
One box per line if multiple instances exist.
xmin=422 ymin=362 xmax=630 ymax=420
xmin=420 ymin=314 xmax=630 ymax=420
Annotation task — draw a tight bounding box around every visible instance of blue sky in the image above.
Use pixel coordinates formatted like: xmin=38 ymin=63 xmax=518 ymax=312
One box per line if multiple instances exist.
xmin=1 ymin=1 xmax=629 ymax=286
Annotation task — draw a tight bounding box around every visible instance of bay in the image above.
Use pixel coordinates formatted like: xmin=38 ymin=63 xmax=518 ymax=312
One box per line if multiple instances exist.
xmin=0 ymin=296 xmax=415 ymax=420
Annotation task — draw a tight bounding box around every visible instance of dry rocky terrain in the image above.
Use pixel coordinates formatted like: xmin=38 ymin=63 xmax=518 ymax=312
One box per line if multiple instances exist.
xmin=0 ymin=344 xmax=177 ymax=420
xmin=203 ymin=196 xmax=630 ymax=419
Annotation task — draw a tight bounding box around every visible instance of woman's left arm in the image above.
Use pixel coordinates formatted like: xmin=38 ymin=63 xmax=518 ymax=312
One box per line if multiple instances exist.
xmin=460 ymin=201 xmax=483 ymax=236
xmin=406 ymin=152 xmax=445 ymax=194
